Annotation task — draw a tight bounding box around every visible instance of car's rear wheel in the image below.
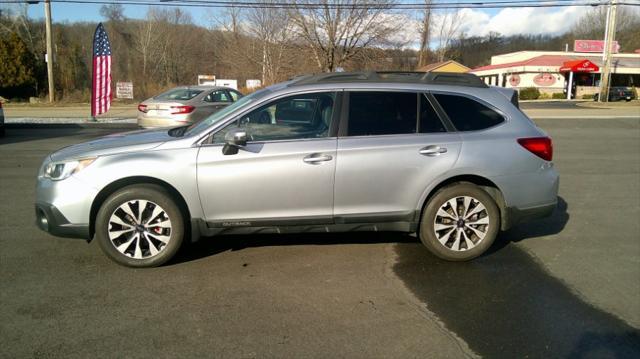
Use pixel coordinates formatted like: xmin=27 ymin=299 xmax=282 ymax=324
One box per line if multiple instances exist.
xmin=95 ymin=184 xmax=184 ymax=267
xmin=419 ymin=183 xmax=500 ymax=261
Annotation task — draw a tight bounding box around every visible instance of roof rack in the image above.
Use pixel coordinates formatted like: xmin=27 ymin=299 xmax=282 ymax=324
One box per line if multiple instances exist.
xmin=289 ymin=71 xmax=488 ymax=88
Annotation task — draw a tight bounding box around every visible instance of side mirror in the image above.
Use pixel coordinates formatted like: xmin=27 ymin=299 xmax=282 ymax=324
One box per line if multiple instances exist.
xmin=222 ymin=128 xmax=247 ymax=155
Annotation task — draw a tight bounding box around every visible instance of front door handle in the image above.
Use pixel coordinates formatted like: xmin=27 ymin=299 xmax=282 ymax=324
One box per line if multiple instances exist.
xmin=419 ymin=145 xmax=447 ymax=156
xmin=303 ymin=153 xmax=333 ymax=164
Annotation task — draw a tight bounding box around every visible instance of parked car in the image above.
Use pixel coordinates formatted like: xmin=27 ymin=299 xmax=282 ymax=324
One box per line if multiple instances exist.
xmin=593 ymin=87 xmax=636 ymax=102
xmin=0 ymin=100 xmax=4 ymax=137
xmin=137 ymin=86 xmax=243 ymax=128
xmin=36 ymin=72 xmax=558 ymax=267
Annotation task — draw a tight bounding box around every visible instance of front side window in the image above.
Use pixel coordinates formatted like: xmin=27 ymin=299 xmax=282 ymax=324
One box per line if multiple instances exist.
xmin=347 ymin=92 xmax=417 ymax=136
xmin=205 ymin=90 xmax=231 ymax=103
xmin=228 ymin=90 xmax=242 ymax=101
xmin=213 ymin=92 xmax=336 ymax=143
xmin=433 ymin=94 xmax=505 ymax=131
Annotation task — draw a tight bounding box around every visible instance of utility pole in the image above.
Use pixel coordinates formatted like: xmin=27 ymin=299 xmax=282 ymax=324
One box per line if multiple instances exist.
xmin=599 ymin=0 xmax=617 ymax=103
xmin=44 ymin=0 xmax=54 ymax=102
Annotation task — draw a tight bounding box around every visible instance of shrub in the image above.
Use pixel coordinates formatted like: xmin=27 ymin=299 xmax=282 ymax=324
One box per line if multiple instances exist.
xmin=582 ymin=94 xmax=594 ymax=99
xmin=539 ymin=92 xmax=551 ymax=100
xmin=519 ymin=87 xmax=540 ymax=100
xmin=552 ymin=93 xmax=565 ymax=99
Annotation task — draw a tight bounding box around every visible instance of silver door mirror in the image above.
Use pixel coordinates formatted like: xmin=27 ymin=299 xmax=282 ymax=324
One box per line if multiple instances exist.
xmin=224 ymin=128 xmax=247 ymax=147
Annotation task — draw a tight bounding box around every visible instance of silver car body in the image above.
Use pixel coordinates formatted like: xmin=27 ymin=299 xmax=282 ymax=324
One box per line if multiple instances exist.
xmin=36 ymin=73 xmax=558 ymax=243
xmin=137 ymin=85 xmax=243 ymax=128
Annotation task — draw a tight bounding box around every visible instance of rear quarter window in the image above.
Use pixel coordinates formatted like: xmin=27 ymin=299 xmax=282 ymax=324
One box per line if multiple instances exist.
xmin=433 ymin=94 xmax=504 ymax=131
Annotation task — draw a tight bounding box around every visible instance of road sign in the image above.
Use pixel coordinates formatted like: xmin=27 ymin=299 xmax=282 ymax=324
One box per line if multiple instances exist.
xmin=115 ymin=82 xmax=133 ymax=99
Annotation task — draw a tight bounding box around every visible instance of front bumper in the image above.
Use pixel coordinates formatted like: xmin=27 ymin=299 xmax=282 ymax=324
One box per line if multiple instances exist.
xmin=35 ymin=202 xmax=89 ymax=239
xmin=35 ymin=172 xmax=98 ymax=240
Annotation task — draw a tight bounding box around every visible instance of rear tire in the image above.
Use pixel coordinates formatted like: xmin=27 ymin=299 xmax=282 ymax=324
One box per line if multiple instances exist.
xmin=95 ymin=184 xmax=185 ymax=267
xmin=419 ymin=183 xmax=500 ymax=261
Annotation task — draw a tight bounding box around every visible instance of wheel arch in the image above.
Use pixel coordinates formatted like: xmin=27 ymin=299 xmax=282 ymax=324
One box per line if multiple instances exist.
xmin=418 ymin=174 xmax=510 ymax=231
xmin=89 ymin=176 xmax=192 ymax=241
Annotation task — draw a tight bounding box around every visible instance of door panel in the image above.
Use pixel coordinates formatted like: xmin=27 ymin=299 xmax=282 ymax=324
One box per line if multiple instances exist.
xmin=197 ymin=139 xmax=337 ymax=223
xmin=334 ymin=133 xmax=461 ymax=219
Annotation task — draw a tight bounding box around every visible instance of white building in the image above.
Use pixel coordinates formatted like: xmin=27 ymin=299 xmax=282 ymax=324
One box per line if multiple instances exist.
xmin=470 ymin=51 xmax=640 ymax=98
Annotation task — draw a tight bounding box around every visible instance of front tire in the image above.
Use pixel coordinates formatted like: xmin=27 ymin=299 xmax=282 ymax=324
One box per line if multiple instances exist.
xmin=95 ymin=184 xmax=185 ymax=267
xmin=419 ymin=183 xmax=500 ymax=261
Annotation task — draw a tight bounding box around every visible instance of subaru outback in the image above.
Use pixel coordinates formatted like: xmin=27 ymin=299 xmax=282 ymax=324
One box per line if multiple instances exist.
xmin=35 ymin=72 xmax=558 ymax=267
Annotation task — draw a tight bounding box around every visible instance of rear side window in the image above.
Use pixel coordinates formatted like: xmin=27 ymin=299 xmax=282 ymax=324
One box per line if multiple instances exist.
xmin=348 ymin=92 xmax=417 ymax=136
xmin=420 ymin=95 xmax=446 ymax=133
xmin=434 ymin=94 xmax=504 ymax=131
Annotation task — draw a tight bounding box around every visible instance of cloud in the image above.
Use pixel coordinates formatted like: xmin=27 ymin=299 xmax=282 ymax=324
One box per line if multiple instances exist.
xmin=458 ymin=6 xmax=590 ymax=37
xmin=394 ymin=6 xmax=592 ymax=50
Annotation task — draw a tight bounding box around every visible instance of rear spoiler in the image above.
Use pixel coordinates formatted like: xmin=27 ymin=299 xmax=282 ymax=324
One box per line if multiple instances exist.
xmin=491 ymin=86 xmax=519 ymax=108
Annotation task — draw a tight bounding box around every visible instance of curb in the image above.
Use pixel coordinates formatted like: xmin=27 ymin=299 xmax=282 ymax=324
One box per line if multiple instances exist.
xmin=5 ymin=123 xmax=139 ymax=129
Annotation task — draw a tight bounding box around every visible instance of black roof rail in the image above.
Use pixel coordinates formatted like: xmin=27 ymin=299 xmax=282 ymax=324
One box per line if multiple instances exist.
xmin=289 ymin=71 xmax=488 ymax=88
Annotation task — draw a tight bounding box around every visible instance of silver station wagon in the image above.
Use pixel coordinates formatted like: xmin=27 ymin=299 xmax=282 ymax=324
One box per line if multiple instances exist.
xmin=36 ymin=72 xmax=558 ymax=267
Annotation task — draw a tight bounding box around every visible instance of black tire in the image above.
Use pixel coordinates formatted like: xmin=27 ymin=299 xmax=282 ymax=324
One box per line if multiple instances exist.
xmin=95 ymin=184 xmax=185 ymax=267
xmin=419 ymin=183 xmax=500 ymax=261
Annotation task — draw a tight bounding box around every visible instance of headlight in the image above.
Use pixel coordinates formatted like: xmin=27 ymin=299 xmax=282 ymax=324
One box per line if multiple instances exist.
xmin=44 ymin=158 xmax=96 ymax=181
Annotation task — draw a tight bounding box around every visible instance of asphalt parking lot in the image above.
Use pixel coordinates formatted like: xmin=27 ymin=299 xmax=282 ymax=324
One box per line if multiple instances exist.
xmin=1 ymin=117 xmax=639 ymax=358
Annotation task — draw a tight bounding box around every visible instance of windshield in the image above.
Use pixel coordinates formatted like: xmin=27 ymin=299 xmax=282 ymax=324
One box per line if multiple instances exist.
xmin=184 ymin=88 xmax=271 ymax=136
xmin=155 ymin=88 xmax=203 ymax=101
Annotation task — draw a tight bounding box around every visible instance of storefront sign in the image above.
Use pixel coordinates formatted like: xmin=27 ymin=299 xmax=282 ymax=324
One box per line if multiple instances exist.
xmin=574 ymin=40 xmax=620 ymax=53
xmin=508 ymin=74 xmax=521 ymax=87
xmin=115 ymin=82 xmax=133 ymax=99
xmin=533 ymin=73 xmax=556 ymax=87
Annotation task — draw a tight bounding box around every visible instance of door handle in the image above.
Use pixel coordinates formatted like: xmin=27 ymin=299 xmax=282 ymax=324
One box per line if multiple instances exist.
xmin=419 ymin=145 xmax=447 ymax=156
xmin=303 ymin=154 xmax=333 ymax=164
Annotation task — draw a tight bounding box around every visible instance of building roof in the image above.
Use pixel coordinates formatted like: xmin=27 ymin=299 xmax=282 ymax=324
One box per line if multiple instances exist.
xmin=416 ymin=60 xmax=470 ymax=73
xmin=471 ymin=54 xmax=640 ymax=73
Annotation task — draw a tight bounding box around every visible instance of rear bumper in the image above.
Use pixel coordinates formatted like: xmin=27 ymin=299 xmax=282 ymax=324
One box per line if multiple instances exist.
xmin=35 ymin=202 xmax=89 ymax=239
xmin=137 ymin=114 xmax=192 ymax=128
xmin=503 ymin=201 xmax=556 ymax=230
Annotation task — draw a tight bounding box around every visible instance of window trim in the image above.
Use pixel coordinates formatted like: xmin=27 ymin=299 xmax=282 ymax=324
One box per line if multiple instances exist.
xmin=429 ymin=91 xmax=509 ymax=133
xmin=200 ymin=90 xmax=343 ymax=146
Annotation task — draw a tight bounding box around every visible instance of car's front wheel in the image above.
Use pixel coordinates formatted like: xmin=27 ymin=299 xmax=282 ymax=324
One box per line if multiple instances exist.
xmin=419 ymin=183 xmax=500 ymax=261
xmin=95 ymin=184 xmax=185 ymax=267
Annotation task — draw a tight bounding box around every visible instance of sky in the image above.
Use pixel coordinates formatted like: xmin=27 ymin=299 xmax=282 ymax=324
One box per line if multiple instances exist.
xmin=21 ymin=1 xmax=595 ymax=40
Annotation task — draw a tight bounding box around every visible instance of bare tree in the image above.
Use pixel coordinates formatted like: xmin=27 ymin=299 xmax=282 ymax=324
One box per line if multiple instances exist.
xmin=244 ymin=3 xmax=296 ymax=84
xmin=417 ymin=0 xmax=432 ymax=67
xmin=433 ymin=9 xmax=464 ymax=62
xmin=289 ymin=0 xmax=399 ymax=72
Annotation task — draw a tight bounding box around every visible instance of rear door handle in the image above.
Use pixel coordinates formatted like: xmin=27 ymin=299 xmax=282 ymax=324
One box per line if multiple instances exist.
xmin=303 ymin=153 xmax=333 ymax=164
xmin=419 ymin=145 xmax=447 ymax=156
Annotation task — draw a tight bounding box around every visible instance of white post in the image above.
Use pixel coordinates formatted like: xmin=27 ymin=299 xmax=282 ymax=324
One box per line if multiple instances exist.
xmin=567 ymin=71 xmax=574 ymax=100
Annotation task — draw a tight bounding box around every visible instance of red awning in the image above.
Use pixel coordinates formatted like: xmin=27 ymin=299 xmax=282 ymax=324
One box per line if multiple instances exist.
xmin=559 ymin=59 xmax=599 ymax=72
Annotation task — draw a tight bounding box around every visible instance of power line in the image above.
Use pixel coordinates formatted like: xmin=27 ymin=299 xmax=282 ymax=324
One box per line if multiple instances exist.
xmin=2 ymin=0 xmax=639 ymax=9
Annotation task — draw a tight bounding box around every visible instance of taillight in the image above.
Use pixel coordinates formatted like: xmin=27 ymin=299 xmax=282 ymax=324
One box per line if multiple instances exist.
xmin=0 ymin=101 xmax=3 ymax=109
xmin=170 ymin=105 xmax=195 ymax=115
xmin=137 ymin=104 xmax=147 ymax=113
xmin=518 ymin=137 xmax=553 ymax=161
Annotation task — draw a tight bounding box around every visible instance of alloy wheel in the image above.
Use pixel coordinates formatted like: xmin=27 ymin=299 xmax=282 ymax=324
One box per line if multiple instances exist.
xmin=433 ymin=196 xmax=490 ymax=251
xmin=108 ymin=200 xmax=172 ymax=259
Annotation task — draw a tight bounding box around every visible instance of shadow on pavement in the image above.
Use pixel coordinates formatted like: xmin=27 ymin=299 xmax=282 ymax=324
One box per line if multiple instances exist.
xmin=488 ymin=196 xmax=569 ymax=255
xmin=392 ymin=195 xmax=639 ymax=358
xmin=171 ymin=231 xmax=416 ymax=265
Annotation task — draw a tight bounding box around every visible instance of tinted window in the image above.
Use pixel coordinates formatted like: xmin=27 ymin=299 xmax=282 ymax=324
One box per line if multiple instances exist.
xmin=155 ymin=88 xmax=203 ymax=101
xmin=348 ymin=92 xmax=417 ymax=136
xmin=434 ymin=94 xmax=504 ymax=131
xmin=214 ymin=92 xmax=335 ymax=143
xmin=419 ymin=95 xmax=446 ymax=133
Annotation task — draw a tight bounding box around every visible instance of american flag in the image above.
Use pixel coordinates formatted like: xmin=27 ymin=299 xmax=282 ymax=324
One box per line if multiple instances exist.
xmin=91 ymin=23 xmax=112 ymax=117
